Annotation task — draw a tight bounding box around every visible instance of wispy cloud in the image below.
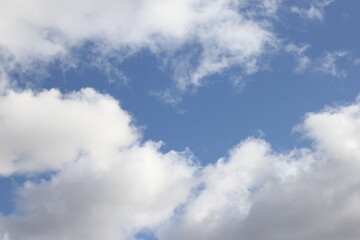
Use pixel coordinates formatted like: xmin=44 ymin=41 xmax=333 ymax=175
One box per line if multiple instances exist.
xmin=285 ymin=46 xmax=359 ymax=78
xmin=316 ymin=50 xmax=349 ymax=78
xmin=353 ymin=58 xmax=360 ymax=66
xmin=291 ymin=0 xmax=334 ymax=21
xmin=285 ymin=43 xmax=311 ymax=73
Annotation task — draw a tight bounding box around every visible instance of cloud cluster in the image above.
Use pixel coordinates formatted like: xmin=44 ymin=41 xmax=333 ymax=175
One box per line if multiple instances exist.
xmin=0 ymin=0 xmax=279 ymax=92
xmin=1 ymin=87 xmax=360 ymax=240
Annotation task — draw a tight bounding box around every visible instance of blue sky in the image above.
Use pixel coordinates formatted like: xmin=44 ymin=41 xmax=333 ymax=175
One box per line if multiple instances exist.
xmin=38 ymin=0 xmax=360 ymax=161
xmin=1 ymin=0 xmax=360 ymax=240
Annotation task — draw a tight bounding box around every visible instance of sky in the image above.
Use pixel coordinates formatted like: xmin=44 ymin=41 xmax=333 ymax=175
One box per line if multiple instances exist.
xmin=0 ymin=0 xmax=360 ymax=239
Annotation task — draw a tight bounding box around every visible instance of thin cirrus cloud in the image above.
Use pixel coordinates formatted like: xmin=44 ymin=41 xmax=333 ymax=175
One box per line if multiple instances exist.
xmin=0 ymin=0 xmax=279 ymax=92
xmin=290 ymin=0 xmax=334 ymax=21
xmin=285 ymin=43 xmax=311 ymax=73
xmin=1 ymin=88 xmax=360 ymax=240
xmin=285 ymin=46 xmax=359 ymax=77
xmin=316 ymin=51 xmax=350 ymax=78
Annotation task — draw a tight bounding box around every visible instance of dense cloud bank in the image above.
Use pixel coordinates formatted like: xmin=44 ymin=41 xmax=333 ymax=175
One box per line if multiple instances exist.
xmin=0 ymin=88 xmax=360 ymax=240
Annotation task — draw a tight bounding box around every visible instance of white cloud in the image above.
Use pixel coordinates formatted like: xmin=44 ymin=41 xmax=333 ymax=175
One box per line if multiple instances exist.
xmin=158 ymin=139 xmax=315 ymax=240
xmin=0 ymin=0 xmax=279 ymax=92
xmin=291 ymin=0 xmax=334 ymax=21
xmin=0 ymin=88 xmax=138 ymax=175
xmin=298 ymin=99 xmax=360 ymax=162
xmin=2 ymin=88 xmax=360 ymax=240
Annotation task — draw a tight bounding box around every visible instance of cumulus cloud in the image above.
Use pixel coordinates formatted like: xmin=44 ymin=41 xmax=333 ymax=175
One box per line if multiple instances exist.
xmin=1 ymin=88 xmax=360 ymax=240
xmin=0 ymin=88 xmax=197 ymax=240
xmin=158 ymin=97 xmax=360 ymax=240
xmin=0 ymin=0 xmax=279 ymax=92
xmin=158 ymin=142 xmax=314 ymax=240
xmin=291 ymin=0 xmax=334 ymax=21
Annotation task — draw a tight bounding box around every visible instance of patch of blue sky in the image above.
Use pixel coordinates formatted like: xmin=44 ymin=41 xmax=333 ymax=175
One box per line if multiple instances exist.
xmin=0 ymin=177 xmax=15 ymax=216
xmin=135 ymin=229 xmax=158 ymax=240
